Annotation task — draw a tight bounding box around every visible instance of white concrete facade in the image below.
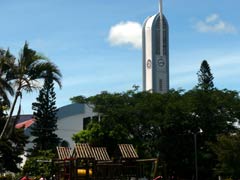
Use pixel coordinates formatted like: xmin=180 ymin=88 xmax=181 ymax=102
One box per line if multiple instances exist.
xmin=56 ymin=103 xmax=98 ymax=147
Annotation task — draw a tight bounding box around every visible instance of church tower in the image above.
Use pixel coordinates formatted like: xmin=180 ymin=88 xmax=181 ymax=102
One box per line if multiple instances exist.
xmin=142 ymin=0 xmax=169 ymax=93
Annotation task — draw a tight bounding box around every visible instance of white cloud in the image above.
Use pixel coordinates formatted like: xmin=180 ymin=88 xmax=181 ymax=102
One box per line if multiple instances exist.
xmin=205 ymin=14 xmax=219 ymax=23
xmin=195 ymin=14 xmax=237 ymax=34
xmin=108 ymin=21 xmax=142 ymax=49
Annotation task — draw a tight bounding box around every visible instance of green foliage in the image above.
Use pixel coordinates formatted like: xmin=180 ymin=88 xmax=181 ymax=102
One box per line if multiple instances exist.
xmin=72 ymin=123 xmax=102 ymax=144
xmin=182 ymin=89 xmax=240 ymax=178
xmin=23 ymin=150 xmax=56 ymax=178
xmin=0 ymin=42 xmax=62 ymax=140
xmin=0 ymin=127 xmax=28 ymax=173
xmin=0 ymin=99 xmax=28 ymax=173
xmin=70 ymin=95 xmax=87 ymax=103
xmin=0 ymin=174 xmax=14 ymax=180
xmin=72 ymin=87 xmax=240 ymax=179
xmin=30 ymin=73 xmax=60 ymax=154
xmin=0 ymin=49 xmax=15 ymax=107
xmin=210 ymin=133 xmax=240 ymax=179
xmin=197 ymin=60 xmax=214 ymax=90
xmin=0 ymin=42 xmax=62 ymax=173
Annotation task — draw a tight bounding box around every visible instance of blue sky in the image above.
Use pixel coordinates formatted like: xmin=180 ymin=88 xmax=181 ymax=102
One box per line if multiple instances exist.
xmin=1 ymin=0 xmax=240 ymax=114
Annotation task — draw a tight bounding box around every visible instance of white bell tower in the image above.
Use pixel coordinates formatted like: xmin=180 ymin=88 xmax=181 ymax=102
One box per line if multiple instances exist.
xmin=142 ymin=0 xmax=169 ymax=93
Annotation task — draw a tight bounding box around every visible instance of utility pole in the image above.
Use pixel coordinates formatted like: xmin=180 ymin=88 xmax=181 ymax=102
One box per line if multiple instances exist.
xmin=194 ymin=133 xmax=198 ymax=180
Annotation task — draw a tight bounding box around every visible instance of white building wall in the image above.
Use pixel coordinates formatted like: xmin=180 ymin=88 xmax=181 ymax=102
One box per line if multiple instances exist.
xmin=56 ymin=104 xmax=98 ymax=148
xmin=144 ymin=15 xmax=156 ymax=92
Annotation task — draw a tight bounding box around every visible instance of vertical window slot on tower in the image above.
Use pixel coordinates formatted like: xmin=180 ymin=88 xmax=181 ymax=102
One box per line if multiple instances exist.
xmin=159 ymin=79 xmax=163 ymax=91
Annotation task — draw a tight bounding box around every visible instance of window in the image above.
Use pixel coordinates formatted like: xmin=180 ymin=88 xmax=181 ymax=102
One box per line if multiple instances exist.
xmin=83 ymin=116 xmax=99 ymax=130
xmin=159 ymin=79 xmax=163 ymax=92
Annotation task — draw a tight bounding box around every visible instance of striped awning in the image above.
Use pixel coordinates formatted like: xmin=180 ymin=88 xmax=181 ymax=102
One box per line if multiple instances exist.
xmin=118 ymin=144 xmax=139 ymax=159
xmin=92 ymin=147 xmax=110 ymax=161
xmin=56 ymin=146 xmax=72 ymax=160
xmin=73 ymin=143 xmax=95 ymax=159
xmin=71 ymin=143 xmax=111 ymax=161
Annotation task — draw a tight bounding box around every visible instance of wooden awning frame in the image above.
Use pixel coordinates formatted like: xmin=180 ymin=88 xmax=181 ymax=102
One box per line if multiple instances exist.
xmin=118 ymin=144 xmax=139 ymax=159
xmin=56 ymin=146 xmax=72 ymax=160
xmin=57 ymin=143 xmax=111 ymax=162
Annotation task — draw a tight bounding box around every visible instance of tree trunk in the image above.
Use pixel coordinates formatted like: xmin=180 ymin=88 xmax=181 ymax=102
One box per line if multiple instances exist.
xmin=0 ymin=88 xmax=20 ymax=140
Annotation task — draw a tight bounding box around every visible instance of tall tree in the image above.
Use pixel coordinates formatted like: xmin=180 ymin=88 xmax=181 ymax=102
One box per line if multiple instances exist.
xmin=30 ymin=72 xmax=60 ymax=154
xmin=197 ymin=60 xmax=214 ymax=90
xmin=0 ymin=42 xmax=62 ymax=140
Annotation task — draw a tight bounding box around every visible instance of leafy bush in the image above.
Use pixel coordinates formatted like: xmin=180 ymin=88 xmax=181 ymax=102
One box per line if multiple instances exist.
xmin=0 ymin=174 xmax=14 ymax=180
xmin=23 ymin=150 xmax=56 ymax=178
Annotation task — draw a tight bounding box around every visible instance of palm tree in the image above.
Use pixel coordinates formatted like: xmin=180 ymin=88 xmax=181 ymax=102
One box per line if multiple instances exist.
xmin=0 ymin=42 xmax=62 ymax=139
xmin=0 ymin=49 xmax=15 ymax=107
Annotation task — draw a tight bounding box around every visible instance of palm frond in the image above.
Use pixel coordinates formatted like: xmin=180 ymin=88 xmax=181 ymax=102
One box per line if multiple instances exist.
xmin=29 ymin=62 xmax=62 ymax=88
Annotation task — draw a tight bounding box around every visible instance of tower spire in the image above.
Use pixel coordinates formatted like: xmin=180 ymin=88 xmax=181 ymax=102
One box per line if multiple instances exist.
xmin=159 ymin=0 xmax=163 ymax=56
xmin=159 ymin=0 xmax=163 ymax=19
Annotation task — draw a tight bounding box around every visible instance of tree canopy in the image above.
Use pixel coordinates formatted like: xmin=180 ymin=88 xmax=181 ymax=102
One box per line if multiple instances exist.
xmin=197 ymin=60 xmax=214 ymax=90
xmin=23 ymin=150 xmax=56 ymax=178
xmin=71 ymin=87 xmax=240 ymax=179
xmin=210 ymin=133 xmax=240 ymax=179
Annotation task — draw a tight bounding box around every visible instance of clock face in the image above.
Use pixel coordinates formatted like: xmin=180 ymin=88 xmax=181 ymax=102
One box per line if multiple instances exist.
xmin=147 ymin=59 xmax=152 ymax=68
xmin=158 ymin=59 xmax=165 ymax=67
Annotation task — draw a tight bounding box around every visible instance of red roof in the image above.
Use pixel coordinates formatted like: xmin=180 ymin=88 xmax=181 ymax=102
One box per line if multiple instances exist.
xmin=15 ymin=119 xmax=35 ymax=129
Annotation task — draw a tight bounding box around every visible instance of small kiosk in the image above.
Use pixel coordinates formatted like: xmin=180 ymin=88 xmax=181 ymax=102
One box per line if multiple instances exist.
xmin=55 ymin=144 xmax=158 ymax=180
